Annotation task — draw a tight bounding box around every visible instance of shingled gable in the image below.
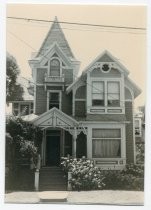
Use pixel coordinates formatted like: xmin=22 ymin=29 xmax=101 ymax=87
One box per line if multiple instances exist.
xmin=36 ymin=16 xmax=75 ymax=59
xmin=66 ymin=50 xmax=141 ymax=98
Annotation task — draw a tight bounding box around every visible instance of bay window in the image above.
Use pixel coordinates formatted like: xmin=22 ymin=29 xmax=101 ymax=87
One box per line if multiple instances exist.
xmin=91 ymin=80 xmax=120 ymax=107
xmin=92 ymin=129 xmax=121 ymax=158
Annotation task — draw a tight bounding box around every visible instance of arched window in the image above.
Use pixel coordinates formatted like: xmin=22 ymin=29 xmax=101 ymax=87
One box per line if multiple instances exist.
xmin=49 ymin=59 xmax=60 ymax=76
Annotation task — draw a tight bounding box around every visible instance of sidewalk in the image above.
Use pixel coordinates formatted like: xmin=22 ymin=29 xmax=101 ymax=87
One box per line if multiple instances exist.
xmin=4 ymin=190 xmax=144 ymax=205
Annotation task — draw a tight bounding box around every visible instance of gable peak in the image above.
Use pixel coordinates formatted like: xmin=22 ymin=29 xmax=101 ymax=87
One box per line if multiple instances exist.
xmin=37 ymin=16 xmax=75 ymax=59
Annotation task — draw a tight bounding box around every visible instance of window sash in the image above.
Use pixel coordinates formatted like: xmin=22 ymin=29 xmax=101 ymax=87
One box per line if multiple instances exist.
xmin=91 ymin=81 xmax=121 ymax=107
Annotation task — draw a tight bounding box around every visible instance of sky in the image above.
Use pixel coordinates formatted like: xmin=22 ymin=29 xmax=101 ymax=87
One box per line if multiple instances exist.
xmin=6 ymin=4 xmax=146 ymax=110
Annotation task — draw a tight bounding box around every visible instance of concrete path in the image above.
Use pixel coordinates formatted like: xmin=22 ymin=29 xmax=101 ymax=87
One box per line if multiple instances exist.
xmin=4 ymin=190 xmax=144 ymax=205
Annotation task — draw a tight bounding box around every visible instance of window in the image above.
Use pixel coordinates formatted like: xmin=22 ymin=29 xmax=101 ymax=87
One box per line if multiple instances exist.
xmin=91 ymin=81 xmax=120 ymax=107
xmin=20 ymin=104 xmax=30 ymax=116
xmin=49 ymin=92 xmax=60 ymax=109
xmin=49 ymin=59 xmax=60 ymax=76
xmin=107 ymin=82 xmax=120 ymax=107
xmin=92 ymin=81 xmax=104 ymax=106
xmin=101 ymin=63 xmax=110 ymax=72
xmin=92 ymin=129 xmax=121 ymax=158
xmin=135 ymin=119 xmax=142 ymax=136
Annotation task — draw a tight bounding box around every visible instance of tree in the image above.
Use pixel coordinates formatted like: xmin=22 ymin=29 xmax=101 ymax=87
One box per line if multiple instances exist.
xmin=6 ymin=52 xmax=24 ymax=103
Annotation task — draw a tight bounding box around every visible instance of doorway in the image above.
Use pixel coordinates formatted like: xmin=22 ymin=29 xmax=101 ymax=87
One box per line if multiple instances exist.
xmin=46 ymin=135 xmax=60 ymax=166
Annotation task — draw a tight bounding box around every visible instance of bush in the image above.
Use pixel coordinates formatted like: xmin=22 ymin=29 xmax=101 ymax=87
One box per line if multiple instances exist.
xmin=136 ymin=143 xmax=145 ymax=164
xmin=61 ymin=157 xmax=105 ymax=191
xmin=103 ymin=164 xmax=144 ymax=191
xmin=61 ymin=157 xmax=144 ymax=191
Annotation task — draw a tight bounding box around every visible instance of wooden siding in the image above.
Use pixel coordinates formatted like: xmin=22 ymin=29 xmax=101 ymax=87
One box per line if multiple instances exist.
xmin=37 ymin=68 xmax=47 ymax=83
xmin=125 ymin=101 xmax=135 ymax=163
xmin=75 ymin=85 xmax=86 ymax=99
xmin=75 ymin=101 xmax=86 ymax=117
xmin=35 ymin=86 xmax=47 ymax=115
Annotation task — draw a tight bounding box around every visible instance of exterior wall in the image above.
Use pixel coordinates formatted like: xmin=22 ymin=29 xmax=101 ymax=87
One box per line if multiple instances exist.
xmin=125 ymin=101 xmax=135 ymax=163
xmin=37 ymin=68 xmax=47 ymax=83
xmin=62 ymin=91 xmax=72 ymax=115
xmin=35 ymin=86 xmax=47 ymax=115
xmin=75 ymin=85 xmax=86 ymax=117
xmin=62 ymin=68 xmax=73 ymax=85
xmin=75 ymin=101 xmax=86 ymax=117
xmin=75 ymin=86 xmax=86 ymax=99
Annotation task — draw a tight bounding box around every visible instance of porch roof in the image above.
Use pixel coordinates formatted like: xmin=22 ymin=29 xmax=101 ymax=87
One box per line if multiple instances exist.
xmin=31 ymin=107 xmax=79 ymax=128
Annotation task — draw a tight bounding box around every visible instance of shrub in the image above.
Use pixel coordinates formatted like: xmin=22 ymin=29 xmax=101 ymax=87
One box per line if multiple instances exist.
xmin=61 ymin=157 xmax=105 ymax=191
xmin=103 ymin=164 xmax=144 ymax=191
xmin=61 ymin=157 xmax=144 ymax=191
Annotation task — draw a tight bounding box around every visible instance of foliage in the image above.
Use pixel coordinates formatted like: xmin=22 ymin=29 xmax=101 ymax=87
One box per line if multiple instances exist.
xmin=6 ymin=115 xmax=42 ymax=160
xmin=6 ymin=52 xmax=24 ymax=103
xmin=61 ymin=157 xmax=105 ymax=191
xmin=103 ymin=164 xmax=144 ymax=191
xmin=61 ymin=157 xmax=144 ymax=191
xmin=136 ymin=143 xmax=145 ymax=164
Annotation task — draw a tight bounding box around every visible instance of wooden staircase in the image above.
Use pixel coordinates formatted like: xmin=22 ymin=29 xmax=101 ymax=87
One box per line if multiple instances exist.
xmin=39 ymin=167 xmax=67 ymax=191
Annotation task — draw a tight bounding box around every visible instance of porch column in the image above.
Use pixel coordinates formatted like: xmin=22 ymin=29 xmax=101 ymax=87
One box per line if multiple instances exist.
xmin=72 ymin=128 xmax=77 ymax=158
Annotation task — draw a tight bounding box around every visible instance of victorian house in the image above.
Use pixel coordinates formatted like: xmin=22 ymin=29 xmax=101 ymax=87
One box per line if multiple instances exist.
xmin=13 ymin=17 xmax=141 ymax=171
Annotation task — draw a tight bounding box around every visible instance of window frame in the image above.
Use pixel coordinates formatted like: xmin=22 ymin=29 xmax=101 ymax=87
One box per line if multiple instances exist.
xmin=90 ymin=124 xmax=126 ymax=163
xmin=88 ymin=77 xmax=124 ymax=114
xmin=48 ymin=57 xmax=62 ymax=77
xmin=47 ymin=90 xmax=62 ymax=111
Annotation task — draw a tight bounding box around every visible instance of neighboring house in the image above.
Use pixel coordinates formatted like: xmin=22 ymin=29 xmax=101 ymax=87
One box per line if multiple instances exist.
xmin=134 ymin=107 xmax=145 ymax=144
xmin=11 ymin=77 xmax=34 ymax=116
xmin=20 ymin=17 xmax=141 ymax=170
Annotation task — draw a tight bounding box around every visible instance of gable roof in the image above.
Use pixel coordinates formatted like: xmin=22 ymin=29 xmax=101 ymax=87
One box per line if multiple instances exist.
xmin=82 ymin=50 xmax=129 ymax=76
xmin=66 ymin=50 xmax=141 ymax=98
xmin=36 ymin=17 xmax=75 ymax=59
xmin=32 ymin=107 xmax=79 ymax=128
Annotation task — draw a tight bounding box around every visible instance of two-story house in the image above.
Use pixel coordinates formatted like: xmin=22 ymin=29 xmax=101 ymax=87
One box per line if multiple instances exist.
xmin=28 ymin=17 xmax=141 ymax=170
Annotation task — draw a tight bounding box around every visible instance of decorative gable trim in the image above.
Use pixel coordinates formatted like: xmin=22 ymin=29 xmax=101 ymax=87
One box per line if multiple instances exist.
xmin=39 ymin=42 xmax=72 ymax=67
xmin=82 ymin=50 xmax=129 ymax=76
xmin=32 ymin=107 xmax=79 ymax=128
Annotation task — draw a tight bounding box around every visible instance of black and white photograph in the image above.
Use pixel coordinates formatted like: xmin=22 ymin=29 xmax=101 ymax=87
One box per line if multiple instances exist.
xmin=1 ymin=0 xmax=151 ymax=209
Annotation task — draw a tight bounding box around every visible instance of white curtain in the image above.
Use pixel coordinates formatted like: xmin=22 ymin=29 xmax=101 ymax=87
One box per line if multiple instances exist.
xmin=92 ymin=139 xmax=120 ymax=158
xmin=92 ymin=129 xmax=121 ymax=158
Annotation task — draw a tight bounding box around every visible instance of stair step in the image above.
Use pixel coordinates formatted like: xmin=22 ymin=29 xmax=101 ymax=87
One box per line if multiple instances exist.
xmin=39 ymin=167 xmax=67 ymax=191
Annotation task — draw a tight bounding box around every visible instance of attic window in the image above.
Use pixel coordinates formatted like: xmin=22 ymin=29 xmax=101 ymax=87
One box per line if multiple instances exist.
xmin=101 ymin=63 xmax=110 ymax=73
xmin=49 ymin=58 xmax=60 ymax=76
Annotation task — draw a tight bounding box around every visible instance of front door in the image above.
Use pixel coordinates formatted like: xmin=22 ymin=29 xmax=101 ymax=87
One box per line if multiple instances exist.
xmin=46 ymin=136 xmax=60 ymax=166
